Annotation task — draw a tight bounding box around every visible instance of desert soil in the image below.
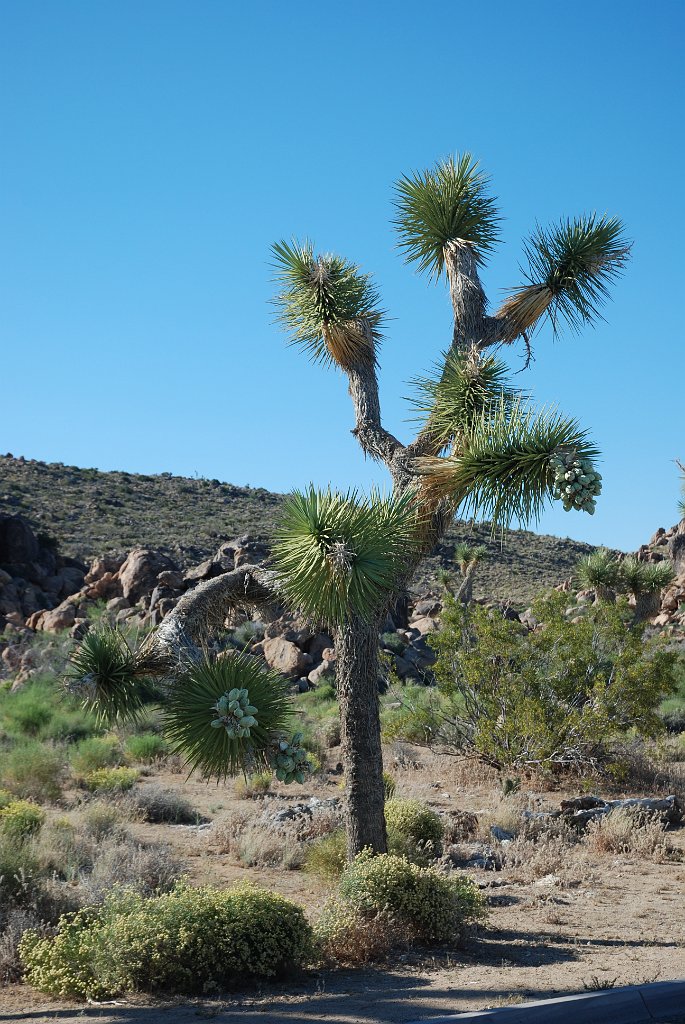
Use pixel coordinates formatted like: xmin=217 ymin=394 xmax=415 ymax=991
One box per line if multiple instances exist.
xmin=2 ymin=752 xmax=684 ymax=1023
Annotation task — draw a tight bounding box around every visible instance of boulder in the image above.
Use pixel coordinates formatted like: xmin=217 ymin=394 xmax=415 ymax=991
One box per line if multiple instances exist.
xmin=410 ymin=615 xmax=438 ymax=635
xmin=413 ymin=598 xmax=442 ymax=617
xmin=118 ymin=548 xmax=177 ymax=603
xmin=262 ymin=637 xmax=311 ymax=677
xmin=308 ymin=660 xmax=334 ymax=685
xmin=37 ymin=601 xmax=77 ymax=633
xmin=156 ymin=570 xmax=184 ymax=590
xmin=305 ymin=632 xmax=334 ymax=662
xmin=84 ymin=554 xmax=126 ymax=584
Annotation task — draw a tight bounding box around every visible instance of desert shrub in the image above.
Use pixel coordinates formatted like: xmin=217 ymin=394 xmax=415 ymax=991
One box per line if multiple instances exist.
xmin=83 ymin=837 xmax=185 ymax=899
xmin=235 ymin=772 xmax=272 ymax=799
xmin=304 ymin=830 xmax=347 ymax=880
xmin=0 ymin=685 xmax=53 ymax=736
xmin=314 ymin=903 xmax=394 ymax=965
xmin=381 ymin=684 xmax=439 ymax=746
xmin=0 ymin=834 xmax=40 ymax=904
xmin=381 ymin=632 xmax=407 ymax=656
xmin=382 ymin=772 xmax=397 ymax=799
xmin=127 ymin=784 xmax=201 ymax=825
xmin=211 ymin=805 xmax=258 ymax=854
xmin=0 ymin=678 xmax=98 ymax=744
xmin=70 ymin=735 xmax=122 ymax=776
xmin=0 ymin=801 xmax=45 ymax=843
xmin=442 ymin=809 xmax=479 ymax=843
xmin=40 ymin=707 xmax=99 ymax=743
xmin=236 ymin=825 xmax=305 ymax=870
xmin=230 ymin=620 xmax=265 ymax=647
xmin=385 ymin=798 xmax=443 ymax=865
xmin=81 ymin=803 xmax=126 ymax=841
xmin=124 ymin=733 xmax=169 ymax=763
xmin=0 ymin=907 xmax=46 ymax=986
xmin=33 ymin=819 xmax=95 ymax=880
xmin=316 ymin=852 xmax=485 ymax=963
xmin=0 ymin=742 xmax=64 ymax=802
xmin=308 ymin=681 xmax=336 ymax=702
xmin=0 ymin=790 xmax=13 ymax=810
xmin=429 ymin=592 xmax=679 ymax=772
xmin=84 ymin=767 xmax=139 ymax=793
xmin=585 ymin=809 xmax=675 ymax=860
xmin=20 ymin=882 xmax=313 ymax=998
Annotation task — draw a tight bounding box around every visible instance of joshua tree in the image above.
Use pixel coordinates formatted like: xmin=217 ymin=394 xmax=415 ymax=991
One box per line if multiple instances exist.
xmin=574 ymin=549 xmax=674 ymax=621
xmin=619 ymin=556 xmax=675 ymax=622
xmin=575 ymin=547 xmax=622 ymax=602
xmin=450 ymin=543 xmax=488 ymax=603
xmin=69 ymin=154 xmax=630 ymax=858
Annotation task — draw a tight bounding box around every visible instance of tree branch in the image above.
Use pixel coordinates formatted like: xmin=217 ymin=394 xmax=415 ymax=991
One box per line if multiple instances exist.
xmin=343 ymin=319 xmax=404 ymax=472
xmin=154 ymin=565 xmax=281 ymax=662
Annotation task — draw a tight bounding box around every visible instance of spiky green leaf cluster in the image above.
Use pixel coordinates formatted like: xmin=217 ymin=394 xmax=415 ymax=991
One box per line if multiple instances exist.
xmin=518 ymin=214 xmax=631 ymax=332
xmin=271 ymin=732 xmax=310 ymax=784
xmin=272 ymin=487 xmax=419 ymax=626
xmin=409 ymin=350 xmax=518 ymax=451
xmin=66 ymin=628 xmax=166 ymax=724
xmin=164 ymin=653 xmax=292 ymax=780
xmin=574 ymin=548 xmax=621 ymax=592
xmin=271 ymin=239 xmax=384 ymax=366
xmin=428 ymin=398 xmax=599 ymax=529
xmin=452 ymin=543 xmax=488 ymax=572
xmin=551 ymin=451 xmax=602 ymax=514
xmin=620 ymin=556 xmax=676 ymax=596
xmin=393 ymin=154 xmax=501 ymax=278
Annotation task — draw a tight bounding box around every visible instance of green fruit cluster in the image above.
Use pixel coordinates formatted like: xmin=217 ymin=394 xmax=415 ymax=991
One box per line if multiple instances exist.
xmin=272 ymin=732 xmax=310 ymax=784
xmin=210 ymin=688 xmax=259 ymax=739
xmin=551 ymin=452 xmax=601 ymax=515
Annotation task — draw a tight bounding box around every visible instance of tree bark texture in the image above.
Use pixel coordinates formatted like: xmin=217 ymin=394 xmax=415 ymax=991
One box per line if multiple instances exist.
xmin=334 ymin=614 xmax=388 ymax=857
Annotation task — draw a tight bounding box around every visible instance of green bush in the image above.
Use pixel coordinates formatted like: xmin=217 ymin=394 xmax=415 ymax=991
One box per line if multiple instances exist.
xmin=0 ymin=742 xmax=65 ymax=802
xmin=0 ymin=801 xmax=45 ymax=842
xmin=304 ymin=830 xmax=347 ymax=880
xmin=70 ymin=735 xmax=122 ymax=776
xmin=429 ymin=592 xmax=679 ymax=772
xmin=84 ymin=767 xmax=139 ymax=793
xmin=381 ymin=632 xmax=407 ymax=656
xmin=385 ymin=798 xmax=443 ymax=864
xmin=20 ymin=882 xmax=313 ymax=999
xmin=124 ymin=733 xmax=169 ymax=764
xmin=316 ymin=852 xmax=485 ymax=962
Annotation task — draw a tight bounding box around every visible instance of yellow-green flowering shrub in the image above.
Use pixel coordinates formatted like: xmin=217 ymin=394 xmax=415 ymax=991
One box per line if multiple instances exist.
xmin=0 ymin=800 xmax=45 ymax=842
xmin=20 ymin=881 xmax=313 ymax=999
xmin=84 ymin=767 xmax=139 ymax=793
xmin=385 ymin=798 xmax=444 ymax=864
xmin=315 ymin=852 xmax=485 ymax=963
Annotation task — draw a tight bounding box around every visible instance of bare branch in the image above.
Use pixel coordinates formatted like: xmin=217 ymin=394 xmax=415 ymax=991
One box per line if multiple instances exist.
xmin=343 ymin=318 xmax=404 ymax=471
xmin=154 ymin=565 xmax=281 ymax=662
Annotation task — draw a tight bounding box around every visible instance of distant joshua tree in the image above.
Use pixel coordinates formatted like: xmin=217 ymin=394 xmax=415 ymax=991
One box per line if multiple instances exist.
xmin=70 ymin=154 xmax=630 ymax=857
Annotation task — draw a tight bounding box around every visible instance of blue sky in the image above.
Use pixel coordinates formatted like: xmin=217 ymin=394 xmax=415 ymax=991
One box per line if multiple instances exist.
xmin=1 ymin=0 xmax=682 ymax=551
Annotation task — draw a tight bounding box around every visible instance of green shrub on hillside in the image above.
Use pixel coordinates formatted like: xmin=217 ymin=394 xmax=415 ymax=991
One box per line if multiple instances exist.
xmin=429 ymin=591 xmax=678 ymax=772
xmin=20 ymin=882 xmax=313 ymax=999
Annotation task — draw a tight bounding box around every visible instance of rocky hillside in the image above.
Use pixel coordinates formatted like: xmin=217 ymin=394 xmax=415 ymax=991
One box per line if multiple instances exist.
xmin=0 ymin=454 xmax=596 ymax=608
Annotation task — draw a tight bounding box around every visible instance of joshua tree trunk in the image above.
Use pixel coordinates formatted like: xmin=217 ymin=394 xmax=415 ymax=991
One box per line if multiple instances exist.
xmin=334 ymin=613 xmax=387 ymax=857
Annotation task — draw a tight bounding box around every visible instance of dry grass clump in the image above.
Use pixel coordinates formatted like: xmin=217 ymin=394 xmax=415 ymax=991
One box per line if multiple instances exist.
xmin=211 ymin=805 xmax=259 ymax=855
xmin=235 ymin=827 xmax=306 ymax=870
xmin=585 ymin=809 xmax=680 ymax=861
xmin=315 ymin=906 xmax=395 ymax=965
xmin=442 ymin=810 xmax=479 ymax=844
xmin=304 ymin=830 xmax=347 ymax=880
xmin=234 ymin=772 xmax=272 ymax=799
xmin=125 ymin=784 xmax=203 ymax=825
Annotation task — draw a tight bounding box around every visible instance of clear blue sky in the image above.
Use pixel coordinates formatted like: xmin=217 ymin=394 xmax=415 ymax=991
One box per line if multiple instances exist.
xmin=1 ymin=0 xmax=683 ymax=551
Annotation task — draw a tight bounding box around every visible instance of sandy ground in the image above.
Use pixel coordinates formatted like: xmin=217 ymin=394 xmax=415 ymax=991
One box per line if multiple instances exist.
xmin=2 ymin=753 xmax=684 ymax=1023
